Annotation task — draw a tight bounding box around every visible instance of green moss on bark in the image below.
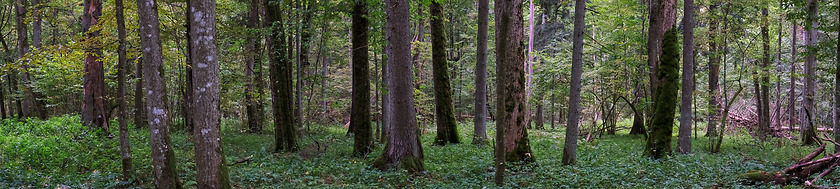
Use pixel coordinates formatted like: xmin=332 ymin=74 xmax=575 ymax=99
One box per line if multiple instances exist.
xmin=646 ymin=28 xmax=680 ymax=159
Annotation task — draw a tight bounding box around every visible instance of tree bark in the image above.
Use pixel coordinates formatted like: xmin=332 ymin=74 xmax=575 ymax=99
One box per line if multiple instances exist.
xmin=473 ymin=0 xmax=489 ymax=145
xmin=137 ymin=0 xmax=180 ymax=187
xmin=563 ymin=0 xmax=585 ymax=165
xmin=189 ymin=0 xmax=232 ymax=187
xmin=81 ymin=0 xmax=109 ymax=133
xmin=245 ymin=0 xmax=262 ymax=133
xmin=760 ymin=7 xmax=771 ymax=140
xmin=678 ymin=0 xmax=694 ymax=154
xmin=430 ymin=1 xmax=459 ymax=146
xmin=31 ymin=0 xmax=45 ymax=119
xmin=802 ymin=0 xmax=817 ymax=145
xmin=182 ymin=1 xmax=195 ymax=133
xmin=495 ymin=0 xmax=534 ymax=164
xmin=790 ymin=15 xmax=797 ymax=137
xmin=707 ymin=2 xmax=721 ymax=137
xmin=372 ymin=0 xmax=424 ymax=172
xmin=647 ymin=28 xmax=680 ymax=159
xmin=351 ymin=0 xmax=372 ymax=157
xmin=268 ymin=0 xmax=297 ymax=152
xmin=15 ymin=0 xmax=34 ymax=119
xmin=525 ymin=0 xmax=535 ymax=129
xmin=135 ymin=57 xmax=145 ymax=128
xmin=835 ymin=4 xmax=840 ymax=151
xmin=116 ymin=0 xmax=132 ymax=178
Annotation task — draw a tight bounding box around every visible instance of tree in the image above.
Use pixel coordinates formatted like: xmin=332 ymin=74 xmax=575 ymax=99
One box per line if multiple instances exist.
xmin=789 ymin=13 xmax=797 ymax=138
xmin=15 ymin=0 xmax=35 ymax=119
xmin=190 ymin=0 xmax=232 ymax=187
xmin=473 ymin=0 xmax=489 ymax=145
xmin=268 ymin=0 xmax=297 ymax=153
xmin=245 ymin=0 xmax=263 ymax=133
xmin=430 ymin=0 xmax=459 ymax=146
xmin=677 ymin=0 xmax=694 ymax=154
xmin=137 ymin=0 xmax=181 ymax=186
xmin=759 ymin=7 xmax=770 ymax=140
xmin=351 ymin=0 xmax=372 ymax=157
xmin=645 ymin=0 xmax=677 ymax=158
xmin=116 ymin=0 xmax=132 ymax=178
xmin=495 ymin=0 xmax=534 ymax=163
xmin=81 ymin=0 xmax=109 ymax=132
xmin=372 ymin=0 xmax=424 ymax=172
xmin=802 ymin=0 xmax=817 ymax=145
xmin=563 ymin=0 xmax=585 ymax=165
xmin=835 ymin=3 xmax=840 ymax=151
xmin=135 ymin=59 xmax=145 ymax=128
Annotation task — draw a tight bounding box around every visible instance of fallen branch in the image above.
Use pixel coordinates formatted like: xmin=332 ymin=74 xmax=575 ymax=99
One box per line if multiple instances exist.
xmin=229 ymin=156 xmax=252 ymax=166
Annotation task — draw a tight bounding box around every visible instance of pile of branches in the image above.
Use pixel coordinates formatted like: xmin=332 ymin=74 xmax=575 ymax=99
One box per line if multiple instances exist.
xmin=741 ymin=135 xmax=840 ymax=188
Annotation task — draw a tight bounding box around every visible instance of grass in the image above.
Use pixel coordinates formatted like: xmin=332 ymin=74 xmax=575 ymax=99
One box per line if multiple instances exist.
xmin=0 ymin=115 xmax=833 ymax=188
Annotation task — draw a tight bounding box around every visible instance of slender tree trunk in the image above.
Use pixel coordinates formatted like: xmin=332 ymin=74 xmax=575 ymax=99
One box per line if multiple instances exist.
xmin=834 ymin=3 xmax=840 ymax=151
xmin=116 ymin=0 xmax=132 ymax=178
xmin=15 ymin=0 xmax=33 ymax=119
xmin=430 ymin=1 xmax=459 ymax=146
xmin=189 ymin=0 xmax=232 ymax=186
xmin=81 ymin=0 xmax=109 ymax=133
xmin=564 ymin=0 xmax=585 ymax=165
xmin=411 ymin=5 xmax=425 ymax=91
xmin=495 ymin=0 xmax=534 ymax=164
xmin=525 ymin=0 xmax=535 ymax=129
xmin=535 ymin=100 xmax=544 ymax=130
xmin=790 ymin=16 xmax=797 ymax=135
xmin=183 ymin=2 xmax=195 ymax=133
xmin=296 ymin=0 xmax=315 ymax=130
xmin=760 ymin=7 xmax=771 ymax=139
xmin=137 ymin=0 xmax=180 ymax=187
xmin=245 ymin=0 xmax=262 ymax=133
xmin=351 ymin=0 xmax=372 ymax=157
xmin=707 ymin=2 xmax=721 ymax=137
xmin=802 ymin=0 xmax=817 ymax=145
xmin=372 ymin=0 xmax=424 ymax=172
xmin=678 ymin=0 xmax=694 ymax=154
xmin=135 ymin=57 xmax=145 ymax=128
xmin=31 ymin=0 xmax=45 ymax=119
xmin=380 ymin=38 xmax=390 ymax=144
xmin=473 ymin=0 xmax=489 ymax=145
xmin=268 ymin=0 xmax=297 ymax=152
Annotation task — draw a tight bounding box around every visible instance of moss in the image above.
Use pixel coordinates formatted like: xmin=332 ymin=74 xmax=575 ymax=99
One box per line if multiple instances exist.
xmin=738 ymin=170 xmax=775 ymax=185
xmin=646 ymin=28 xmax=680 ymax=159
xmin=371 ymin=152 xmax=425 ymax=173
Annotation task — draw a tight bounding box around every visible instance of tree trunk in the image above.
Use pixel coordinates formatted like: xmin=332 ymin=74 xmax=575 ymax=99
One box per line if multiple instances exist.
xmin=647 ymin=28 xmax=680 ymax=159
xmin=802 ymin=0 xmax=817 ymax=145
xmin=297 ymin=0 xmax=315 ymax=130
xmin=81 ymin=0 xmax=109 ymax=133
xmin=137 ymin=0 xmax=180 ymax=187
xmin=562 ymin=0 xmax=585 ymax=165
xmin=135 ymin=57 xmax=145 ymax=128
xmin=182 ymin=2 xmax=195 ymax=133
xmin=351 ymin=0 xmax=372 ymax=157
xmin=678 ymin=0 xmax=694 ymax=154
xmin=835 ymin=4 xmax=840 ymax=151
xmin=189 ymin=0 xmax=232 ymax=186
xmin=31 ymin=0 xmax=45 ymax=119
xmin=760 ymin=7 xmax=771 ymax=140
xmin=707 ymin=2 xmax=721 ymax=137
xmin=268 ymin=0 xmax=297 ymax=152
xmin=411 ymin=5 xmax=425 ymax=91
xmin=525 ymin=0 xmax=535 ymax=129
xmin=372 ymin=0 xmax=424 ymax=172
xmin=116 ymin=0 xmax=132 ymax=178
xmin=380 ymin=37 xmax=390 ymax=144
xmin=245 ymin=0 xmax=262 ymax=133
xmin=430 ymin=1 xmax=459 ymax=146
xmin=535 ymin=100 xmax=544 ymax=130
xmin=473 ymin=0 xmax=489 ymax=145
xmin=790 ymin=16 xmax=797 ymax=136
xmin=15 ymin=0 xmax=34 ymax=119
xmin=495 ymin=0 xmax=534 ymax=164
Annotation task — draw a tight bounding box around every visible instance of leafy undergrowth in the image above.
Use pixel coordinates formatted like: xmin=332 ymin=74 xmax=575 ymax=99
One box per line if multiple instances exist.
xmin=0 ymin=116 xmax=834 ymax=188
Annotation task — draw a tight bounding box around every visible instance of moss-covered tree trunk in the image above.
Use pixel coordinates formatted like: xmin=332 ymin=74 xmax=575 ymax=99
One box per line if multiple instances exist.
xmin=268 ymin=0 xmax=298 ymax=153
xmin=494 ymin=0 xmax=534 ymax=164
xmin=372 ymin=0 xmax=424 ymax=172
xmin=137 ymin=0 xmax=180 ymax=187
xmin=646 ymin=29 xmax=680 ymax=159
xmin=431 ymin=1 xmax=459 ymax=146
xmin=351 ymin=0 xmax=372 ymax=156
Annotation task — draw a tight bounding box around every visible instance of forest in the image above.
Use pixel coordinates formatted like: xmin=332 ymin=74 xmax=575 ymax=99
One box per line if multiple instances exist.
xmin=0 ymin=0 xmax=839 ymax=187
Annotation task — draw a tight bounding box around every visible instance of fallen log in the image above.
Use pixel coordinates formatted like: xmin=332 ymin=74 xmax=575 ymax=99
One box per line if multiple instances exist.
xmin=740 ymin=138 xmax=840 ymax=186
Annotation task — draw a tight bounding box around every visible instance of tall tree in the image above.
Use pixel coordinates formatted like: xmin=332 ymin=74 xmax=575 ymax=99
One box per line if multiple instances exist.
xmin=678 ymin=0 xmax=694 ymax=154
xmin=190 ymin=0 xmax=232 ymax=187
xmin=707 ymin=2 xmax=721 ymax=137
xmin=372 ymin=0 xmax=424 ymax=172
xmin=525 ymin=0 xmax=535 ymax=128
xmin=646 ymin=0 xmax=678 ymax=158
xmin=495 ymin=0 xmax=534 ymax=163
xmin=135 ymin=59 xmax=145 ymax=128
xmin=789 ymin=15 xmax=797 ymax=136
xmin=137 ymin=0 xmax=180 ymax=186
xmin=473 ymin=0 xmax=489 ymax=145
xmin=430 ymin=0 xmax=459 ymax=146
xmin=245 ymin=0 xmax=262 ymax=133
xmin=563 ymin=0 xmax=585 ymax=165
xmin=834 ymin=3 xmax=839 ymax=151
xmin=183 ymin=2 xmax=195 ymax=132
xmin=81 ymin=0 xmax=109 ymax=132
xmin=116 ymin=0 xmax=132 ymax=178
xmin=802 ymin=0 xmax=817 ymax=145
xmin=759 ymin=7 xmax=770 ymax=140
xmin=351 ymin=0 xmax=372 ymax=157
xmin=268 ymin=0 xmax=297 ymax=152
xmin=15 ymin=0 xmax=37 ymax=119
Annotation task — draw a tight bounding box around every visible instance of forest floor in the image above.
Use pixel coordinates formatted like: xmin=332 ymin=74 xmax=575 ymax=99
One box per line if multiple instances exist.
xmin=0 ymin=115 xmax=834 ymax=188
